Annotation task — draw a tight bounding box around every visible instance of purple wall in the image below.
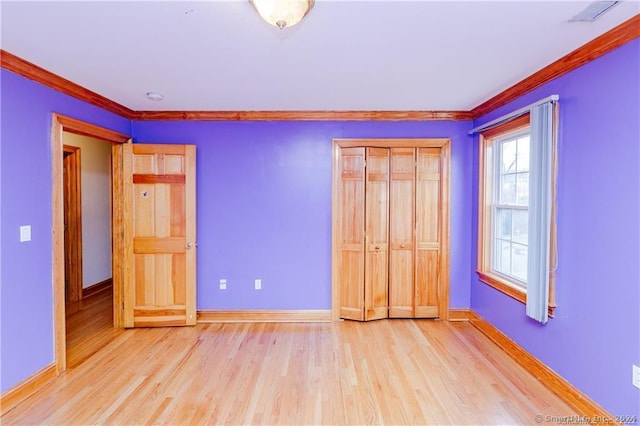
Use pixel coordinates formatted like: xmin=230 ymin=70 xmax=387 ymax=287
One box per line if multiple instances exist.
xmin=0 ymin=69 xmax=130 ymax=392
xmin=4 ymin=38 xmax=635 ymax=418
xmin=131 ymin=121 xmax=473 ymax=311
xmin=470 ymin=39 xmax=640 ymax=418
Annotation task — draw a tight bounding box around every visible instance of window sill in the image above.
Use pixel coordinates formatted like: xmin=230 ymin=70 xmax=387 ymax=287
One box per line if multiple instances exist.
xmin=476 ymin=270 xmax=555 ymax=317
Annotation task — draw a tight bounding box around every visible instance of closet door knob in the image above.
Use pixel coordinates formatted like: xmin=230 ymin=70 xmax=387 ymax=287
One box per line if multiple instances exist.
xmin=400 ymin=244 xmax=406 ymax=248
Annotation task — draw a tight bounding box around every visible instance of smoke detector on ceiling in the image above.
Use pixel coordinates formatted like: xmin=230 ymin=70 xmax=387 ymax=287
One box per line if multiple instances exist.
xmin=569 ymin=1 xmax=620 ymax=22
xmin=146 ymin=92 xmax=164 ymax=101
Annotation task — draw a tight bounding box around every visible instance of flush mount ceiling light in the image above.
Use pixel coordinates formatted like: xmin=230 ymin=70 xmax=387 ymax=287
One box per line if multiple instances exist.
xmin=249 ymin=0 xmax=315 ymax=29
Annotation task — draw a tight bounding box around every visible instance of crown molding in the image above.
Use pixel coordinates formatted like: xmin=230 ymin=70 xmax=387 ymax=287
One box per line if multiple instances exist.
xmin=2 ymin=14 xmax=638 ymax=122
xmin=471 ymin=14 xmax=640 ymax=119
xmin=0 ymin=50 xmax=136 ymax=119
xmin=131 ymin=110 xmax=472 ymax=121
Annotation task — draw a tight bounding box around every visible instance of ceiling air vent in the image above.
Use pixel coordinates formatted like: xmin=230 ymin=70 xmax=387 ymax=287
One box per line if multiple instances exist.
xmin=569 ymin=1 xmax=620 ymax=22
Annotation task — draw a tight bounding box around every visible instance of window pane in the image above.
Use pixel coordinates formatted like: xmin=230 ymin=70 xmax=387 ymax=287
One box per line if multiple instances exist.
xmin=511 ymin=243 xmax=528 ymax=282
xmin=516 ymin=172 xmax=529 ymax=205
xmin=501 ymin=140 xmax=517 ymax=173
xmin=495 ymin=239 xmax=512 ymax=276
xmin=512 ymin=209 xmax=528 ymax=244
xmin=500 ymin=174 xmax=516 ymax=204
xmin=496 ymin=208 xmax=512 ymax=239
xmin=517 ymin=136 xmax=530 ymax=172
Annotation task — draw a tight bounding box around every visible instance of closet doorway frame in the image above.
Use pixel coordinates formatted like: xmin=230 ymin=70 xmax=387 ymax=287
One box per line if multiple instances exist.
xmin=330 ymin=138 xmax=451 ymax=321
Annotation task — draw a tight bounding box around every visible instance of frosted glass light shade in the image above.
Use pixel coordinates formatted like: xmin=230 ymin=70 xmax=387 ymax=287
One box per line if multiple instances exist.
xmin=249 ymin=0 xmax=315 ymax=29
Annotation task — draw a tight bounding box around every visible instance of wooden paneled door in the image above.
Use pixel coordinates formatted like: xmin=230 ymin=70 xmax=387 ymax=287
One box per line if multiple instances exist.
xmin=388 ymin=148 xmax=415 ymax=318
xmin=113 ymin=143 xmax=196 ymax=328
xmin=337 ymin=147 xmax=390 ymax=321
xmin=338 ymin=147 xmax=366 ymax=320
xmin=364 ymin=148 xmax=390 ymax=320
xmin=415 ymin=148 xmax=442 ymax=318
xmin=333 ymin=139 xmax=450 ymax=322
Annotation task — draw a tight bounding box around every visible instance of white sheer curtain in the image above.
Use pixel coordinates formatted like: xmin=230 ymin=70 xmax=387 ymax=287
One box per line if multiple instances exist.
xmin=526 ymin=102 xmax=555 ymax=323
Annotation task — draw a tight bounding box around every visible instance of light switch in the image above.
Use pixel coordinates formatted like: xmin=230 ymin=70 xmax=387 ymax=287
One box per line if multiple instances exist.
xmin=255 ymin=279 xmax=262 ymax=290
xmin=20 ymin=225 xmax=31 ymax=242
xmin=220 ymin=279 xmax=227 ymax=290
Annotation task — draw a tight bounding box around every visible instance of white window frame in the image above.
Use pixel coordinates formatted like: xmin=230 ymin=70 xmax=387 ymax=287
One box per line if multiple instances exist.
xmin=477 ymin=114 xmax=531 ymax=305
xmin=491 ymin=130 xmax=530 ymax=289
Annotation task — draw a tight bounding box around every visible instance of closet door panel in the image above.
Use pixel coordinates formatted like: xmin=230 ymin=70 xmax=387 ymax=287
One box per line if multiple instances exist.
xmin=339 ymin=147 xmax=366 ymax=320
xmin=364 ymin=148 xmax=389 ymax=321
xmin=389 ymin=148 xmax=415 ymax=318
xmin=415 ymin=148 xmax=441 ymax=318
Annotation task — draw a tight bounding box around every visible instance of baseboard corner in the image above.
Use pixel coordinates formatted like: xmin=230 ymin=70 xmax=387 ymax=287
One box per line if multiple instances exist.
xmin=448 ymin=308 xmax=474 ymax=321
xmin=468 ymin=310 xmax=619 ymax=423
xmin=0 ymin=363 xmax=56 ymax=415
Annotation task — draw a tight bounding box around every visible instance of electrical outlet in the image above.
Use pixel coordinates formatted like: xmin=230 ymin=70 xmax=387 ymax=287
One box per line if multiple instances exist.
xmin=219 ymin=279 xmax=227 ymax=290
xmin=633 ymin=364 xmax=640 ymax=389
xmin=254 ymin=279 xmax=262 ymax=290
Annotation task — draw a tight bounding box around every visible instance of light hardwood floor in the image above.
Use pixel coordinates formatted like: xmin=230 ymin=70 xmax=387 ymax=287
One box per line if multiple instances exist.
xmin=4 ymin=292 xmax=578 ymax=425
xmin=65 ymin=286 xmax=124 ymax=369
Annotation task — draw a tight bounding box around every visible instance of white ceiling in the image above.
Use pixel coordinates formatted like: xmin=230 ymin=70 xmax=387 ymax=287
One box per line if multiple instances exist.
xmin=1 ymin=1 xmax=638 ymax=111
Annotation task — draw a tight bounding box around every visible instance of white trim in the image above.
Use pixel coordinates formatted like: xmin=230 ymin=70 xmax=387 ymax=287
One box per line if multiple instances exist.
xmin=469 ymin=95 xmax=559 ymax=135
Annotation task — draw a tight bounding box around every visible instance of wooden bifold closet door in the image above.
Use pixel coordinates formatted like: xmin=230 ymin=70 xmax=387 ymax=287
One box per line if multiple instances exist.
xmin=337 ymin=142 xmax=447 ymax=321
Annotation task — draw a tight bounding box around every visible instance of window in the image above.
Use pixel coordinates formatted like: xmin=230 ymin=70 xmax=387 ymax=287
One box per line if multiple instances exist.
xmin=493 ymin=130 xmax=530 ymax=286
xmin=477 ymin=113 xmax=556 ymax=316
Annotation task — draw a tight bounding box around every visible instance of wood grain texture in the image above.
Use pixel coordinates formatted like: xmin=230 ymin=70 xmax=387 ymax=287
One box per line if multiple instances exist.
xmin=331 ymin=143 xmax=341 ymax=321
xmin=415 ymin=148 xmax=441 ymax=318
xmin=65 ymin=287 xmax=124 ymax=369
xmin=1 ymin=50 xmax=135 ymax=119
xmin=184 ymin=146 xmax=197 ymax=325
xmin=364 ymin=147 xmax=390 ymax=321
xmin=388 ymin=148 xmax=416 ymax=318
xmin=438 ymin=141 xmax=451 ymax=320
xmin=51 ymin=116 xmax=67 ymax=374
xmin=447 ymin=308 xmax=473 ymax=321
xmin=1 ymin=320 xmax=581 ymax=425
xmin=132 ymin=110 xmax=473 ymax=121
xmin=63 ymin=145 xmax=83 ymax=303
xmin=121 ymin=144 xmax=135 ymax=327
xmin=334 ymin=138 xmax=451 ymax=149
xmin=0 ymin=363 xmax=56 ymax=415
xmin=197 ymin=310 xmax=332 ymax=323
xmin=477 ymin=270 xmax=527 ymax=304
xmin=4 ymin=16 xmax=638 ymax=124
xmin=51 ymin=113 xmax=128 ymax=367
xmin=124 ymin=144 xmax=196 ymax=327
xmin=468 ymin=311 xmax=619 ymax=424
xmin=132 ymin=174 xmax=185 ymax=184
xmin=81 ymin=278 xmax=113 ymax=299
xmin=337 ymin=147 xmax=366 ymax=321
xmin=471 ymin=14 xmax=640 ymax=119
xmin=332 ymin=139 xmax=451 ymax=322
xmin=56 ymin=115 xmax=131 ymax=144
xmin=112 ymin=144 xmax=125 ymax=328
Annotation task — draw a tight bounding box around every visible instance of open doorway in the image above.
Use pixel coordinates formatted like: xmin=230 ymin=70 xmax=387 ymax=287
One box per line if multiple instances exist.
xmin=62 ymin=132 xmax=122 ymax=368
xmin=52 ymin=114 xmax=129 ymax=373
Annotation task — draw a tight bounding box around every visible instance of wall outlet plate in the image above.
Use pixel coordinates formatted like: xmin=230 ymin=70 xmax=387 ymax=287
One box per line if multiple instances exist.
xmin=220 ymin=279 xmax=227 ymax=290
xmin=633 ymin=364 xmax=640 ymax=389
xmin=19 ymin=225 xmax=31 ymax=242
